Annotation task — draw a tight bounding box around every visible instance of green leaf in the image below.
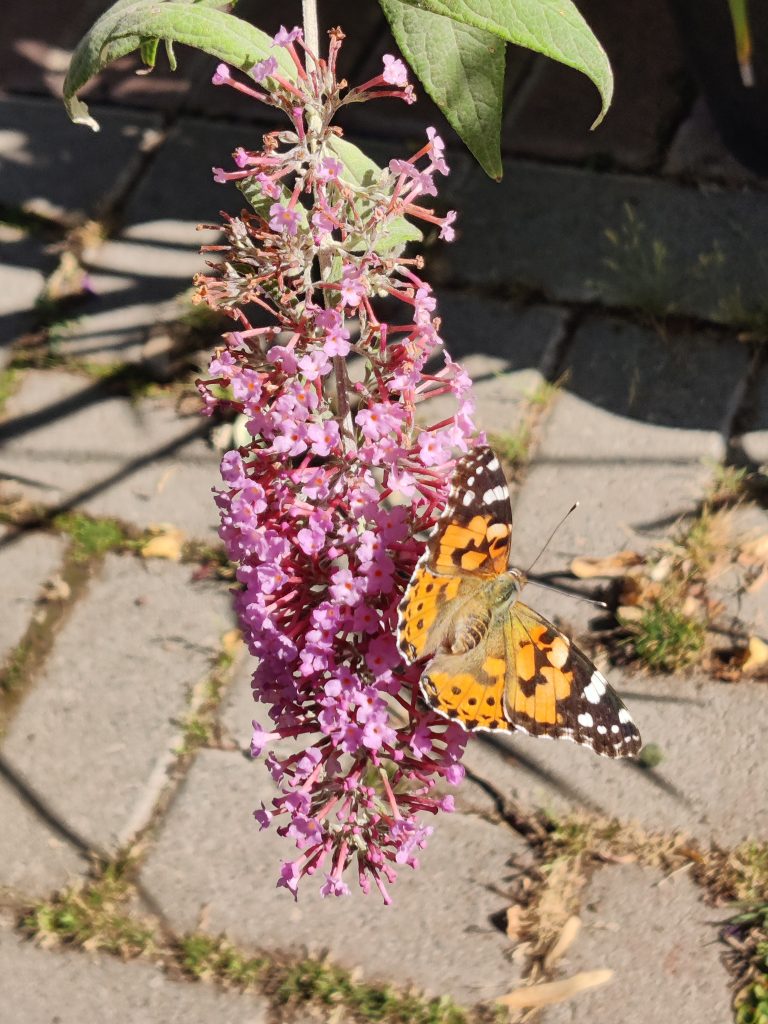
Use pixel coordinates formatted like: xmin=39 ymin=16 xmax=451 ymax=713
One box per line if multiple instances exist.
xmin=326 ymin=138 xmax=423 ymax=255
xmin=380 ymin=0 xmax=503 ymax=179
xmin=63 ymin=0 xmax=295 ymax=131
xmin=392 ymin=0 xmax=613 ymax=127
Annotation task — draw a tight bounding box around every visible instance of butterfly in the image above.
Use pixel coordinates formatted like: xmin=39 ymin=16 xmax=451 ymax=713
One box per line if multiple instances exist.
xmin=396 ymin=446 xmax=642 ymax=758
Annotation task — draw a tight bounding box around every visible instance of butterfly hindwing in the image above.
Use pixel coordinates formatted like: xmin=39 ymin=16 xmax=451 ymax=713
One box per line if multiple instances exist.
xmin=506 ymin=603 xmax=642 ymax=758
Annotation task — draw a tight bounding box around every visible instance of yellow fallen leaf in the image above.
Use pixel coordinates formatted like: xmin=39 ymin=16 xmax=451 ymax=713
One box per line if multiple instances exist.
xmin=571 ymin=552 xmax=642 ymax=579
xmin=141 ymin=529 xmax=185 ymax=562
xmin=497 ymin=969 xmax=614 ymax=1009
xmin=743 ymin=636 xmax=768 ymax=673
xmin=544 ymin=915 xmax=581 ymax=971
xmin=221 ymin=628 xmax=243 ymax=657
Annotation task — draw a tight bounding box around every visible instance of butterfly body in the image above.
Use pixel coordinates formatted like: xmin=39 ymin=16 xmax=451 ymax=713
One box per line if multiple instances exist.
xmin=397 ymin=447 xmax=642 ymax=758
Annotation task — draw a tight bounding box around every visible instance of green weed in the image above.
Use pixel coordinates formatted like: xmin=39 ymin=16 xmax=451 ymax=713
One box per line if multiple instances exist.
xmin=272 ymin=957 xmax=469 ymax=1024
xmin=22 ymin=862 xmax=153 ymax=958
xmin=0 ymin=368 xmax=21 ymax=413
xmin=178 ymin=933 xmax=266 ymax=986
xmin=53 ymin=513 xmax=132 ymax=561
xmin=488 ymin=427 xmax=531 ymax=468
xmin=629 ymin=599 xmax=705 ymax=672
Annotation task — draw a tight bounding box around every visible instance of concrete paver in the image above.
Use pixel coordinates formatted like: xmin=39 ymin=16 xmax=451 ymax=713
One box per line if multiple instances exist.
xmin=0 ymin=370 xmax=221 ymax=539
xmin=0 ymin=230 xmax=53 ymax=365
xmin=542 ymin=864 xmax=731 ymax=1024
xmin=0 ymin=526 xmax=66 ymax=665
xmin=461 ymin=672 xmax=768 ymax=846
xmin=1 ymin=555 xmax=232 ymax=856
xmin=419 ymin=298 xmax=567 ymax=435
xmin=664 ymin=97 xmax=763 ymax=186
xmin=442 ymin=159 xmax=768 ymax=324
xmin=0 ymin=96 xmax=161 ymax=220
xmin=508 ymin=318 xmax=745 ymax=636
xmin=502 ymin=0 xmax=689 ymax=171
xmin=140 ymin=748 xmax=523 ymax=1006
xmin=0 ymin=924 xmax=268 ymax=1023
xmin=0 ymin=776 xmax=86 ymax=899
xmin=55 ymin=117 xmax=266 ymax=364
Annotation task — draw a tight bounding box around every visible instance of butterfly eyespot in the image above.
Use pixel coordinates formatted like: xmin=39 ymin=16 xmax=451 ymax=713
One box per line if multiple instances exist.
xmin=467 ymin=697 xmax=477 ymax=706
xmin=486 ymin=696 xmax=495 ymax=706
xmin=425 ymin=583 xmax=434 ymax=593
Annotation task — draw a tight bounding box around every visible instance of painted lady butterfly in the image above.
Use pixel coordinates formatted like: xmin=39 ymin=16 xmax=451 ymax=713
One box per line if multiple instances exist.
xmin=396 ymin=446 xmax=642 ymax=758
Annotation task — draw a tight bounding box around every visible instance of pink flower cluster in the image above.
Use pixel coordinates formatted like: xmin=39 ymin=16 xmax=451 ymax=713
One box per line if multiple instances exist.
xmin=196 ymin=27 xmax=477 ymax=902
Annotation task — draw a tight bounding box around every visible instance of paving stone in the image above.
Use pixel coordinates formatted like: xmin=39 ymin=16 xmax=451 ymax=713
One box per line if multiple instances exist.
xmin=507 ymin=318 xmax=745 ymax=636
xmin=0 ymin=0 xmax=115 ymax=96
xmin=0 ymin=370 xmax=221 ymax=539
xmin=418 ymin=298 xmax=567 ymax=435
xmin=0 ymin=924 xmax=269 ymax=1023
xmin=439 ymin=159 xmax=768 ymax=324
xmin=0 ymin=96 xmax=161 ymax=219
xmin=740 ymin=363 xmax=768 ymax=466
xmin=1 ymin=555 xmax=232 ymax=854
xmin=503 ymin=0 xmax=690 ymax=171
xmin=0 ymin=229 xmax=53 ymax=365
xmin=0 ymin=774 xmax=86 ymax=899
xmin=57 ymin=117 xmax=266 ymax=363
xmin=664 ymin=96 xmax=764 ymax=186
xmin=140 ymin=748 xmax=523 ymax=1006
xmin=542 ymin=864 xmax=731 ymax=1024
xmin=0 ymin=526 xmax=66 ymax=665
xmin=461 ymin=672 xmax=768 ymax=846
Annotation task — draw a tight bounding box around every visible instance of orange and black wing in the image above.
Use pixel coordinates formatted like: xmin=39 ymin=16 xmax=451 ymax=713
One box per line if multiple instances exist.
xmin=397 ymin=447 xmax=512 ymax=664
xmin=504 ymin=603 xmax=642 ymax=758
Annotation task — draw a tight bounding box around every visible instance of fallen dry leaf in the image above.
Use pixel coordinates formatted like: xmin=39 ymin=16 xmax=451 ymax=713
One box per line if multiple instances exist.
xmin=743 ymin=636 xmax=768 ymax=673
xmin=41 ymin=574 xmax=71 ymax=602
xmin=221 ymin=628 xmax=243 ymax=658
xmin=571 ymin=551 xmax=642 ymax=579
xmin=141 ymin=528 xmax=185 ymax=562
xmin=497 ymin=970 xmax=614 ymax=1009
xmin=738 ymin=534 xmax=768 ymax=568
xmin=506 ymin=905 xmax=524 ymax=941
xmin=543 ymin=916 xmax=581 ymax=971
xmin=617 ymin=604 xmax=644 ymax=623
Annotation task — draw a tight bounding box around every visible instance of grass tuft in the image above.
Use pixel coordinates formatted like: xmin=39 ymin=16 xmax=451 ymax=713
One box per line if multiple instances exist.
xmin=488 ymin=427 xmax=531 ymax=469
xmin=22 ymin=862 xmax=153 ymax=958
xmin=629 ymin=598 xmax=706 ymax=672
xmin=178 ymin=933 xmax=266 ymax=986
xmin=53 ymin=512 xmax=133 ymax=561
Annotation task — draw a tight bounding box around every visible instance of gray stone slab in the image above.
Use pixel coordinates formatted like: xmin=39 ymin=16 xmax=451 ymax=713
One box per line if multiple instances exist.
xmin=507 ymin=319 xmax=743 ymax=636
xmin=0 ymin=96 xmax=161 ymax=219
xmin=0 ymin=229 xmax=52 ymax=364
xmin=0 ymin=924 xmax=268 ymax=1024
xmin=664 ymin=97 xmax=763 ymax=187
xmin=140 ymin=749 xmax=523 ymax=1006
xmin=440 ymin=159 xmax=768 ymax=324
xmin=0 ymin=775 xmax=86 ymax=900
xmin=418 ymin=298 xmax=566 ymax=436
xmin=503 ymin=0 xmax=689 ymax=171
xmin=56 ymin=117 xmax=267 ymax=363
xmin=0 ymin=370 xmax=221 ymax=539
xmin=542 ymin=864 xmax=731 ymax=1024
xmin=740 ymin=362 xmax=768 ymax=465
xmin=0 ymin=526 xmax=66 ymax=665
xmin=1 ymin=555 xmax=233 ymax=854
xmin=461 ymin=673 xmax=768 ymax=846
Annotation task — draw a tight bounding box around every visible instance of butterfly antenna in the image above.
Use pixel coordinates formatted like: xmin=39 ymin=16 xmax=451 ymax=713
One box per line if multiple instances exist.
xmin=524 ymin=578 xmax=608 ymax=610
xmin=524 ymin=502 xmax=579 ymax=576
